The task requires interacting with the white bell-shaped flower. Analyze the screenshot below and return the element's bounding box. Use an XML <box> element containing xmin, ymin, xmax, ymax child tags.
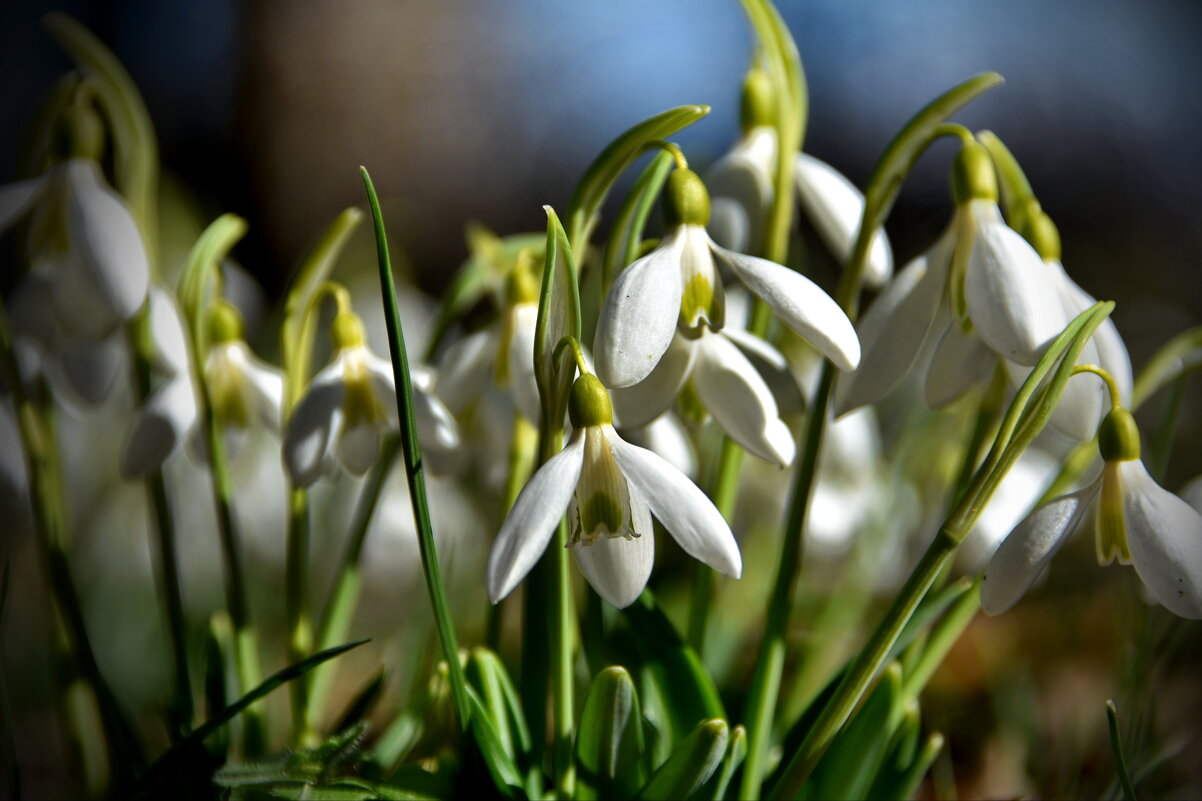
<box><xmin>283</xmin><ymin>309</ymin><xmax>459</xmax><ymax>487</ymax></box>
<box><xmin>488</xmin><ymin>374</ymin><xmax>741</xmax><ymax>608</ymax></box>
<box><xmin>982</xmin><ymin>408</ymin><xmax>1202</xmax><ymax>619</ymax></box>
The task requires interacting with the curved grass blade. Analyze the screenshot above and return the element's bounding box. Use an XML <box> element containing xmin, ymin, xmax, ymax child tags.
<box><xmin>636</xmin><ymin>719</ymin><xmax>728</xmax><ymax>801</ymax></box>
<box><xmin>1107</xmin><ymin>700</ymin><xmax>1139</xmax><ymax>801</ymax></box>
<box><xmin>602</xmin><ymin>149</ymin><xmax>675</xmax><ymax>291</ymax></box>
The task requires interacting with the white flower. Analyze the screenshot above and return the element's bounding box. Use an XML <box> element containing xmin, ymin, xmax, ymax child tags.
<box><xmin>594</xmin><ymin>171</ymin><xmax>860</xmax><ymax>391</ymax></box>
<box><xmin>609</xmin><ymin>325</ymin><xmax>797</xmax><ymax>467</ymax></box>
<box><xmin>706</xmin><ymin>125</ymin><xmax>893</xmax><ymax>287</ymax></box>
<box><xmin>283</xmin><ymin>312</ymin><xmax>459</xmax><ymax>487</ymax></box>
<box><xmin>982</xmin><ymin>410</ymin><xmax>1202</xmax><ymax>619</ymax></box>
<box><xmin>487</xmin><ymin>374</ymin><xmax>741</xmax><ymax>608</ymax></box>
<box><xmin>435</xmin><ymin>300</ymin><xmax>540</xmax><ymax>424</ymax></box>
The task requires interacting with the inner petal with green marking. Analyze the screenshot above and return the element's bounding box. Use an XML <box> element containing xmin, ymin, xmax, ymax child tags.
<box><xmin>570</xmin><ymin>427</ymin><xmax>639</xmax><ymax>545</ymax></box>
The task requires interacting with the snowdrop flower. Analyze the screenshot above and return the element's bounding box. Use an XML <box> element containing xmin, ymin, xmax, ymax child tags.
<box><xmin>836</xmin><ymin>141</ymin><xmax>1069</xmax><ymax>416</ymax></box>
<box><xmin>435</xmin><ymin>257</ymin><xmax>541</xmax><ymax>424</ymax></box>
<box><xmin>595</xmin><ymin>166</ymin><xmax>860</xmax><ymax>392</ymax></box>
<box><xmin>122</xmin><ymin>298</ymin><xmax>282</xmax><ymax>476</ymax></box>
<box><xmin>982</xmin><ymin>405</ymin><xmax>1202</xmax><ymax>619</ymax></box>
<box><xmin>705</xmin><ymin>69</ymin><xmax>892</xmax><ymax>286</ymax></box>
<box><xmin>283</xmin><ymin>308</ymin><xmax>459</xmax><ymax>487</ymax></box>
<box><xmin>488</xmin><ymin>373</ymin><xmax>741</xmax><ymax>608</ymax></box>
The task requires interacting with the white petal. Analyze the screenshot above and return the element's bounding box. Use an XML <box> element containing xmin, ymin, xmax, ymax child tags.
<box><xmin>606</xmin><ymin>426</ymin><xmax>741</xmax><ymax>578</ymax></box>
<box><xmin>148</xmin><ymin>288</ymin><xmax>191</xmax><ymax>377</ymax></box>
<box><xmin>1050</xmin><ymin>262</ymin><xmax>1133</xmax><ymax>406</ymax></box>
<box><xmin>282</xmin><ymin>365</ymin><xmax>344</xmax><ymax>487</ymax></box>
<box><xmin>0</xmin><ymin>401</ymin><xmax>28</xmax><ymax>496</ymax></box>
<box><xmin>339</xmin><ymin>423</ymin><xmax>382</xmax><ymax>475</ymax></box>
<box><xmin>924</xmin><ymin>322</ymin><xmax>993</xmax><ymax>408</ymax></box>
<box><xmin>507</xmin><ymin>303</ymin><xmax>542</xmax><ymax>424</ymax></box>
<box><xmin>712</xmin><ymin>241</ymin><xmax>860</xmax><ymax>371</ymax></box>
<box><xmin>414</xmin><ymin>383</ymin><xmax>461</xmax><ymax>456</ymax></box>
<box><xmin>488</xmin><ymin>431</ymin><xmax>586</xmax><ymax>602</ymax></box>
<box><xmin>609</xmin><ymin>334</ymin><xmax>695</xmax><ymax>429</ymax></box>
<box><xmin>573</xmin><ymin>496</ymin><xmax>655</xmax><ymax>608</ymax></box>
<box><xmin>594</xmin><ymin>231</ymin><xmax>687</xmax><ymax>388</ymax></box>
<box><xmin>794</xmin><ymin>152</ymin><xmax>893</xmax><ymax>287</ymax></box>
<box><xmin>723</xmin><ymin>326</ymin><xmax>805</xmax><ymax>416</ymax></box>
<box><xmin>965</xmin><ymin>213</ymin><xmax>1067</xmax><ymax>365</ymax></box>
<box><xmin>120</xmin><ymin>376</ymin><xmax>198</xmax><ymax>477</ymax></box>
<box><xmin>634</xmin><ymin>413</ymin><xmax>697</xmax><ymax>480</ymax></box>
<box><xmin>63</xmin><ymin>159</ymin><xmax>149</xmax><ymax>333</ymax></box>
<box><xmin>0</xmin><ymin>175</ymin><xmax>48</xmax><ymax>233</ymax></box>
<box><xmin>50</xmin><ymin>334</ymin><xmax>124</xmax><ymax>409</ymax></box>
<box><xmin>981</xmin><ymin>484</ymin><xmax>1098</xmax><ymax>615</ymax></box>
<box><xmin>434</xmin><ymin>327</ymin><xmax>495</xmax><ymax>414</ymax></box>
<box><xmin>704</xmin><ymin>127</ymin><xmax>775</xmax><ymax>253</ymax></box>
<box><xmin>1121</xmin><ymin>461</ymin><xmax>1202</xmax><ymax>619</ymax></box>
<box><xmin>238</xmin><ymin>345</ymin><xmax>285</xmax><ymax>432</ymax></box>
<box><xmin>362</xmin><ymin>348</ymin><xmax>401</xmax><ymax>427</ymax></box>
<box><xmin>693</xmin><ymin>332</ymin><xmax>795</xmax><ymax>467</ymax></box>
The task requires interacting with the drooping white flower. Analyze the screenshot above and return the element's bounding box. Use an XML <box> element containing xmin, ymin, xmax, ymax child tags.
<box><xmin>283</xmin><ymin>310</ymin><xmax>459</xmax><ymax>486</ymax></box>
<box><xmin>982</xmin><ymin>408</ymin><xmax>1202</xmax><ymax>619</ymax></box>
<box><xmin>595</xmin><ymin>168</ymin><xmax>860</xmax><ymax>392</ymax></box>
<box><xmin>836</xmin><ymin>143</ymin><xmax>1069</xmax><ymax>417</ymax></box>
<box><xmin>488</xmin><ymin>373</ymin><xmax>741</xmax><ymax>608</ymax></box>
<box><xmin>436</xmin><ymin>300</ymin><xmax>540</xmax><ymax>424</ymax></box>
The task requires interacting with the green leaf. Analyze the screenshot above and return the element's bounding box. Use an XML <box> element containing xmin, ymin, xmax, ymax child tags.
<box><xmin>466</xmin><ymin>688</ymin><xmax>528</xmax><ymax>799</ymax></box>
<box><xmin>331</xmin><ymin>669</ymin><xmax>386</xmax><ymax>734</ymax></box>
<box><xmin>889</xmin><ymin>733</ymin><xmax>944</xmax><ymax>801</ymax></box>
<box><xmin>177</xmin><ymin>213</ymin><xmax>248</xmax><ymax>354</ymax></box>
<box><xmin>1107</xmin><ymin>700</ymin><xmax>1139</xmax><ymax>801</ymax></box>
<box><xmin>623</xmin><ymin>592</ymin><xmax>724</xmax><ymax>751</ymax></box>
<box><xmin>602</xmin><ymin>150</ymin><xmax>675</xmax><ymax>290</ymax></box>
<box><xmin>636</xmin><ymin>719</ymin><xmax>728</xmax><ymax>801</ymax></box>
<box><xmin>282</xmin><ymin>207</ymin><xmax>364</xmax><ymax>408</ymax></box>
<box><xmin>565</xmin><ymin>105</ymin><xmax>711</xmax><ymax>250</ymax></box>
<box><xmin>805</xmin><ymin>663</ymin><xmax>903</xmax><ymax>801</ymax></box>
<box><xmin>533</xmin><ymin>206</ymin><xmax>582</xmax><ymax>429</ymax></box>
<box><xmin>465</xmin><ymin>647</ymin><xmax>533</xmax><ymax>768</ymax></box>
<box><xmin>901</xmin><ymin>581</ymin><xmax>980</xmax><ymax>702</ymax></box>
<box><xmin>863</xmin><ymin>700</ymin><xmax>922</xmax><ymax>801</ymax></box>
<box><xmin>575</xmin><ymin>666</ymin><xmax>647</xmax><ymax>800</ymax></box>
<box><xmin>1132</xmin><ymin>325</ymin><xmax>1202</xmax><ymax>410</ymax></box>
<box><xmin>202</xmin><ymin>613</ymin><xmax>233</xmax><ymax>759</ymax></box>
<box><xmin>698</xmin><ymin>724</ymin><xmax>745</xmax><ymax>801</ymax></box>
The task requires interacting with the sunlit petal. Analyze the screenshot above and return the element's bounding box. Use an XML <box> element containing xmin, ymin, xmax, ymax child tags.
<box><xmin>573</xmin><ymin>506</ymin><xmax>655</xmax><ymax>608</ymax></box>
<box><xmin>609</xmin><ymin>334</ymin><xmax>695</xmax><ymax>428</ymax></box>
<box><xmin>705</xmin><ymin>126</ymin><xmax>775</xmax><ymax>253</ymax></box>
<box><xmin>1121</xmin><ymin>461</ymin><xmax>1202</xmax><ymax>619</ymax></box>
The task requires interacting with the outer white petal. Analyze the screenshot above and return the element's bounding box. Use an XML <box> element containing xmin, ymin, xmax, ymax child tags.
<box><xmin>361</xmin><ymin>348</ymin><xmax>401</xmax><ymax>426</ymax></box>
<box><xmin>595</xmin><ymin>231</ymin><xmax>687</xmax><ymax>388</ymax></box>
<box><xmin>488</xmin><ymin>431</ymin><xmax>586</xmax><ymax>602</ymax></box>
<box><xmin>148</xmin><ymin>287</ymin><xmax>191</xmax><ymax>376</ymax></box>
<box><xmin>62</xmin><ymin>159</ymin><xmax>149</xmax><ymax>333</ymax></box>
<box><xmin>414</xmin><ymin>383</ymin><xmax>461</xmax><ymax>457</ymax></box>
<box><xmin>1121</xmin><ymin>461</ymin><xmax>1202</xmax><ymax>619</ymax></box>
<box><xmin>636</xmin><ymin>413</ymin><xmax>697</xmax><ymax>480</ymax></box>
<box><xmin>924</xmin><ymin>322</ymin><xmax>993</xmax><ymax>408</ymax></box>
<box><xmin>692</xmin><ymin>332</ymin><xmax>795</xmax><ymax>467</ymax></box>
<box><xmin>51</xmin><ymin>334</ymin><xmax>124</xmax><ymax>409</ymax></box>
<box><xmin>573</xmin><ymin>494</ymin><xmax>655</xmax><ymax>608</ymax></box>
<box><xmin>236</xmin><ymin>345</ymin><xmax>285</xmax><ymax>432</ymax></box>
<box><xmin>606</xmin><ymin>426</ymin><xmax>741</xmax><ymax>578</ymax></box>
<box><xmin>794</xmin><ymin>152</ymin><xmax>893</xmax><ymax>287</ymax></box>
<box><xmin>705</xmin><ymin>126</ymin><xmax>775</xmax><ymax>253</ymax></box>
<box><xmin>0</xmin><ymin>401</ymin><xmax>28</xmax><ymax>496</ymax></box>
<box><xmin>980</xmin><ymin>484</ymin><xmax>1098</xmax><ymax>615</ymax></box>
<box><xmin>1050</xmin><ymin>261</ymin><xmax>1133</xmax><ymax>406</ymax></box>
<box><xmin>724</xmin><ymin>326</ymin><xmax>805</xmax><ymax>416</ymax></box>
<box><xmin>609</xmin><ymin>334</ymin><xmax>695</xmax><ymax>428</ymax></box>
<box><xmin>507</xmin><ymin>303</ymin><xmax>542</xmax><ymax>424</ymax></box>
<box><xmin>965</xmin><ymin>213</ymin><xmax>1067</xmax><ymax>365</ymax></box>
<box><xmin>435</xmin><ymin>327</ymin><xmax>495</xmax><ymax>414</ymax></box>
<box><xmin>712</xmin><ymin>241</ymin><xmax>860</xmax><ymax>371</ymax></box>
<box><xmin>120</xmin><ymin>376</ymin><xmax>199</xmax><ymax>477</ymax></box>
<box><xmin>339</xmin><ymin>424</ymin><xmax>382</xmax><ymax>475</ymax></box>
<box><xmin>0</xmin><ymin>175</ymin><xmax>48</xmax><ymax>233</ymax></box>
<box><xmin>282</xmin><ymin>363</ymin><xmax>345</xmax><ymax>487</ymax></box>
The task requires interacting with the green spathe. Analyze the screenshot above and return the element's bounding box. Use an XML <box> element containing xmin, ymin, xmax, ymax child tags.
<box><xmin>568</xmin><ymin>374</ymin><xmax>613</xmax><ymax>428</ymax></box>
<box><xmin>663</xmin><ymin>169</ymin><xmax>711</xmax><ymax>228</ymax></box>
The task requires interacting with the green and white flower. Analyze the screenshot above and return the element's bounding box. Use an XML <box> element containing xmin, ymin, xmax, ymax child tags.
<box><xmin>488</xmin><ymin>373</ymin><xmax>741</xmax><ymax>608</ymax></box>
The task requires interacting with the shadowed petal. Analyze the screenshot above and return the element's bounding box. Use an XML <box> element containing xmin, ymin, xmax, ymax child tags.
<box><xmin>0</xmin><ymin>402</ymin><xmax>28</xmax><ymax>495</ymax></box>
<box><xmin>51</xmin><ymin>334</ymin><xmax>124</xmax><ymax>409</ymax></box>
<box><xmin>924</xmin><ymin>321</ymin><xmax>993</xmax><ymax>408</ymax></box>
<box><xmin>435</xmin><ymin>328</ymin><xmax>494</xmax><ymax>414</ymax></box>
<box><xmin>610</xmin><ymin>334</ymin><xmax>695</xmax><ymax>429</ymax></box>
<box><xmin>795</xmin><ymin>152</ymin><xmax>893</xmax><ymax>287</ymax></box>
<box><xmin>0</xmin><ymin>175</ymin><xmax>48</xmax><ymax>233</ymax></box>
<box><xmin>705</xmin><ymin>126</ymin><xmax>775</xmax><ymax>253</ymax></box>
<box><xmin>606</xmin><ymin>426</ymin><xmax>741</xmax><ymax>578</ymax></box>
<box><xmin>595</xmin><ymin>231</ymin><xmax>687</xmax><ymax>387</ymax></box>
<box><xmin>693</xmin><ymin>332</ymin><xmax>795</xmax><ymax>467</ymax></box>
<box><xmin>488</xmin><ymin>431</ymin><xmax>586</xmax><ymax>602</ymax></box>
<box><xmin>120</xmin><ymin>377</ymin><xmax>198</xmax><ymax>477</ymax></box>
<box><xmin>282</xmin><ymin>365</ymin><xmax>345</xmax><ymax>487</ymax></box>
<box><xmin>1050</xmin><ymin>261</ymin><xmax>1133</xmax><ymax>406</ymax></box>
<box><xmin>573</xmin><ymin>493</ymin><xmax>654</xmax><ymax>608</ymax></box>
<box><xmin>339</xmin><ymin>424</ymin><xmax>382</xmax><ymax>475</ymax></box>
<box><xmin>981</xmin><ymin>484</ymin><xmax>1098</xmax><ymax>615</ymax></box>
<box><xmin>713</xmin><ymin>241</ymin><xmax>860</xmax><ymax>371</ymax></box>
<box><xmin>507</xmin><ymin>302</ymin><xmax>542</xmax><ymax>424</ymax></box>
<box><xmin>1121</xmin><ymin>461</ymin><xmax>1202</xmax><ymax>619</ymax></box>
<box><xmin>237</xmin><ymin>346</ymin><xmax>285</xmax><ymax>432</ymax></box>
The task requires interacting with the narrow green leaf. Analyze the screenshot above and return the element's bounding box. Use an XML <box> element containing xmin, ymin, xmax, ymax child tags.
<box><xmin>565</xmin><ymin>105</ymin><xmax>711</xmax><ymax>250</ymax></box>
<box><xmin>624</xmin><ymin>592</ymin><xmax>724</xmax><ymax>748</ymax></box>
<box><xmin>863</xmin><ymin>701</ymin><xmax>922</xmax><ymax>801</ymax></box>
<box><xmin>282</xmin><ymin>207</ymin><xmax>364</xmax><ymax>407</ymax></box>
<box><xmin>890</xmin><ymin>733</ymin><xmax>944</xmax><ymax>801</ymax></box>
<box><xmin>202</xmin><ymin>613</ymin><xmax>233</xmax><ymax>759</ymax></box>
<box><xmin>901</xmin><ymin>581</ymin><xmax>980</xmax><ymax>702</ymax></box>
<box><xmin>466</xmin><ymin>647</ymin><xmax>533</xmax><ymax>766</ymax></box>
<box><xmin>636</xmin><ymin>719</ymin><xmax>728</xmax><ymax>801</ymax></box>
<box><xmin>699</xmin><ymin>724</ymin><xmax>745</xmax><ymax>801</ymax></box>
<box><xmin>806</xmin><ymin>663</ymin><xmax>903</xmax><ymax>801</ymax></box>
<box><xmin>331</xmin><ymin>669</ymin><xmax>386</xmax><ymax>734</ymax></box>
<box><xmin>576</xmin><ymin>666</ymin><xmax>647</xmax><ymax>800</ymax></box>
<box><xmin>602</xmin><ymin>149</ymin><xmax>675</xmax><ymax>291</ymax></box>
<box><xmin>177</xmin><ymin>213</ymin><xmax>248</xmax><ymax>353</ymax></box>
<box><xmin>466</xmin><ymin>688</ymin><xmax>528</xmax><ymax>799</ymax></box>
<box><xmin>533</xmin><ymin>206</ymin><xmax>582</xmax><ymax>428</ymax></box>
<box><xmin>361</xmin><ymin>166</ymin><xmax>472</xmax><ymax>728</ymax></box>
<box><xmin>368</xmin><ymin>711</ymin><xmax>424</xmax><ymax>773</ymax></box>
<box><xmin>1107</xmin><ymin>700</ymin><xmax>1139</xmax><ymax>801</ymax></box>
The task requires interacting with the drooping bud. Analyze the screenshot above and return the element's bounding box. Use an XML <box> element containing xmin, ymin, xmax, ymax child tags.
<box><xmin>330</xmin><ymin>310</ymin><xmax>366</xmax><ymax>351</ymax></box>
<box><xmin>1098</xmin><ymin>407</ymin><xmax>1140</xmax><ymax>463</ymax></box>
<box><xmin>951</xmin><ymin>141</ymin><xmax>999</xmax><ymax>206</ymax></box>
<box><xmin>568</xmin><ymin>373</ymin><xmax>613</xmax><ymax>428</ymax></box>
<box><xmin>740</xmin><ymin>68</ymin><xmax>775</xmax><ymax>132</ymax></box>
<box><xmin>663</xmin><ymin>168</ymin><xmax>711</xmax><ymax>228</ymax></box>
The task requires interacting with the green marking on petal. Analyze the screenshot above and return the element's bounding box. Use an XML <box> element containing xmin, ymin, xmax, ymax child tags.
<box><xmin>581</xmin><ymin>490</ymin><xmax>624</xmax><ymax>542</ymax></box>
<box><xmin>341</xmin><ymin>357</ymin><xmax>386</xmax><ymax>428</ymax></box>
<box><xmin>680</xmin><ymin>273</ymin><xmax>716</xmax><ymax>330</ymax></box>
<box><xmin>209</xmin><ymin>357</ymin><xmax>251</xmax><ymax>429</ymax></box>
<box><xmin>1096</xmin><ymin>462</ymin><xmax>1132</xmax><ymax>565</ymax></box>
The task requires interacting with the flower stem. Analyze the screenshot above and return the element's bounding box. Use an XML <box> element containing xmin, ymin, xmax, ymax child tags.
<box><xmin>688</xmin><ymin>434</ymin><xmax>745</xmax><ymax>653</ymax></box>
<box><xmin>285</xmin><ymin>488</ymin><xmax>315</xmax><ymax>745</ymax></box>
<box><xmin>487</xmin><ymin>414</ymin><xmax>538</xmax><ymax>650</ymax></box>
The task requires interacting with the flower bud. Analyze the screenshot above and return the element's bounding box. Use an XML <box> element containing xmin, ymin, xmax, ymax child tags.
<box><xmin>740</xmin><ymin>68</ymin><xmax>775</xmax><ymax>132</ymax></box>
<box><xmin>951</xmin><ymin>141</ymin><xmax>998</xmax><ymax>206</ymax></box>
<box><xmin>1098</xmin><ymin>407</ymin><xmax>1140</xmax><ymax>463</ymax></box>
<box><xmin>663</xmin><ymin>168</ymin><xmax>711</xmax><ymax>228</ymax></box>
<box><xmin>568</xmin><ymin>373</ymin><xmax>613</xmax><ymax>428</ymax></box>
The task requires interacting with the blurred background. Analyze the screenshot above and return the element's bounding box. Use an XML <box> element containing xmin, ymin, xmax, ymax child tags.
<box><xmin>2</xmin><ymin>1</ymin><xmax>1201</xmax><ymax>798</ymax></box>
